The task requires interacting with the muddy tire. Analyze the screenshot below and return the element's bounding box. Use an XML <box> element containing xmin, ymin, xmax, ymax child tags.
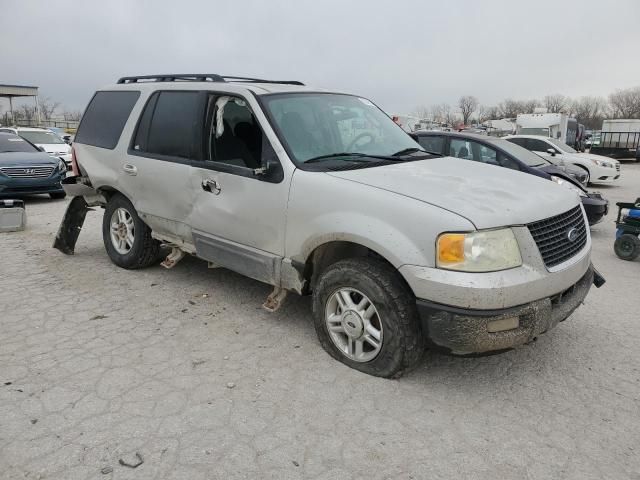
<box><xmin>312</xmin><ymin>257</ymin><xmax>424</xmax><ymax>378</ymax></box>
<box><xmin>614</xmin><ymin>234</ymin><xmax>640</xmax><ymax>261</ymax></box>
<box><xmin>102</xmin><ymin>194</ymin><xmax>161</xmax><ymax>269</ymax></box>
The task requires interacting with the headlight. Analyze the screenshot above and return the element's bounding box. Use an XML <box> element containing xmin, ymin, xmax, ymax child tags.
<box><xmin>436</xmin><ymin>228</ymin><xmax>522</xmax><ymax>272</ymax></box>
<box><xmin>551</xmin><ymin>175</ymin><xmax>587</xmax><ymax>197</ymax></box>
<box><xmin>591</xmin><ymin>159</ymin><xmax>612</xmax><ymax>168</ymax></box>
<box><xmin>57</xmin><ymin>159</ymin><xmax>67</xmax><ymax>172</ymax></box>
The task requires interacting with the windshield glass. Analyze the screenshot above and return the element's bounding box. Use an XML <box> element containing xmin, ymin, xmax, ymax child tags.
<box><xmin>495</xmin><ymin>139</ymin><xmax>549</xmax><ymax>167</ymax></box>
<box><xmin>261</xmin><ymin>93</ymin><xmax>421</xmax><ymax>163</ymax></box>
<box><xmin>0</xmin><ymin>134</ymin><xmax>39</xmax><ymax>153</ymax></box>
<box><xmin>547</xmin><ymin>137</ymin><xmax>577</xmax><ymax>153</ymax></box>
<box><xmin>19</xmin><ymin>130</ymin><xmax>65</xmax><ymax>145</ymax></box>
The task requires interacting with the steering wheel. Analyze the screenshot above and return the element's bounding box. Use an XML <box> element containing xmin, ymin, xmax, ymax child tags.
<box><xmin>346</xmin><ymin>133</ymin><xmax>375</xmax><ymax>151</ymax></box>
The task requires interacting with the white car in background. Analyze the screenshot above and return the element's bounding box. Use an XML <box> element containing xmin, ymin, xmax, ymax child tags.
<box><xmin>0</xmin><ymin>126</ymin><xmax>72</xmax><ymax>166</ymax></box>
<box><xmin>504</xmin><ymin>134</ymin><xmax>621</xmax><ymax>185</ymax></box>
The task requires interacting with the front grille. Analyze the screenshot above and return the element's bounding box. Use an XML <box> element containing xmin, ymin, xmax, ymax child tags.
<box><xmin>528</xmin><ymin>205</ymin><xmax>587</xmax><ymax>268</ymax></box>
<box><xmin>0</xmin><ymin>166</ymin><xmax>55</xmax><ymax>178</ymax></box>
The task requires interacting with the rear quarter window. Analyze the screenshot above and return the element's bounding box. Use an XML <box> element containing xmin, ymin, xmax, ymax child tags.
<box><xmin>74</xmin><ymin>91</ymin><xmax>140</xmax><ymax>149</ymax></box>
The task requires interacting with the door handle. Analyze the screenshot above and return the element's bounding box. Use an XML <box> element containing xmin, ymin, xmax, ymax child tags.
<box><xmin>202</xmin><ymin>178</ymin><xmax>221</xmax><ymax>195</ymax></box>
<box><xmin>123</xmin><ymin>164</ymin><xmax>138</xmax><ymax>176</ymax></box>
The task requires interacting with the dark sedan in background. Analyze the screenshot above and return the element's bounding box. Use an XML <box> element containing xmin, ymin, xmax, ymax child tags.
<box><xmin>0</xmin><ymin>132</ymin><xmax>67</xmax><ymax>199</ymax></box>
<box><xmin>412</xmin><ymin>131</ymin><xmax>609</xmax><ymax>225</ymax></box>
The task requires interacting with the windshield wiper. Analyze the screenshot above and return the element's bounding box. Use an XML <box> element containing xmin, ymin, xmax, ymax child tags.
<box><xmin>391</xmin><ymin>147</ymin><xmax>424</xmax><ymax>156</ymax></box>
<box><xmin>305</xmin><ymin>152</ymin><xmax>393</xmax><ymax>164</ymax></box>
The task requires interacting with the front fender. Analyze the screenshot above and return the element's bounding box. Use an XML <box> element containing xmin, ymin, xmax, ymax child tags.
<box><xmin>285</xmin><ymin>170</ymin><xmax>474</xmax><ymax>268</ymax></box>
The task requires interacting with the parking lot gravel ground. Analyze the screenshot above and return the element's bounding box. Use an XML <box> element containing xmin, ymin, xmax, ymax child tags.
<box><xmin>1</xmin><ymin>164</ymin><xmax>639</xmax><ymax>480</ymax></box>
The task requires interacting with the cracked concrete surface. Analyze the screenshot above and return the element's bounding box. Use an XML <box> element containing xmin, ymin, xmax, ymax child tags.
<box><xmin>1</xmin><ymin>165</ymin><xmax>639</xmax><ymax>479</ymax></box>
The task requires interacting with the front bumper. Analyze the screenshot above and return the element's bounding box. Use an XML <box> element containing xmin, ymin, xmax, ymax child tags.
<box><xmin>590</xmin><ymin>164</ymin><xmax>620</xmax><ymax>183</ymax></box>
<box><xmin>581</xmin><ymin>193</ymin><xmax>609</xmax><ymax>225</ymax></box>
<box><xmin>0</xmin><ymin>175</ymin><xmax>65</xmax><ymax>196</ymax></box>
<box><xmin>417</xmin><ymin>266</ymin><xmax>599</xmax><ymax>354</ymax></box>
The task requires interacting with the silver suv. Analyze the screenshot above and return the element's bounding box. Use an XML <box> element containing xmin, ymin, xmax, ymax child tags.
<box><xmin>55</xmin><ymin>74</ymin><xmax>603</xmax><ymax>377</ymax></box>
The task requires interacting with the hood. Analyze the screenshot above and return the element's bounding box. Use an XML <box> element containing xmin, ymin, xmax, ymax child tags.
<box><xmin>327</xmin><ymin>157</ymin><xmax>580</xmax><ymax>229</ymax></box>
<box><xmin>36</xmin><ymin>143</ymin><xmax>71</xmax><ymax>154</ymax></box>
<box><xmin>0</xmin><ymin>151</ymin><xmax>60</xmax><ymax>167</ymax></box>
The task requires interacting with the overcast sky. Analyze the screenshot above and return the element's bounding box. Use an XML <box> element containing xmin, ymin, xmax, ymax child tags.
<box><xmin>2</xmin><ymin>0</ymin><xmax>639</xmax><ymax>115</ymax></box>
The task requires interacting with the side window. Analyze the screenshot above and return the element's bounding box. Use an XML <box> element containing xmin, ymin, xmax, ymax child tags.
<box><xmin>507</xmin><ymin>137</ymin><xmax>527</xmax><ymax>148</ymax></box>
<box><xmin>206</xmin><ymin>96</ymin><xmax>263</xmax><ymax>169</ymax></box>
<box><xmin>449</xmin><ymin>139</ymin><xmax>473</xmax><ymax>160</ymax></box>
<box><xmin>475</xmin><ymin>143</ymin><xmax>498</xmax><ymax>164</ymax></box>
<box><xmin>75</xmin><ymin>91</ymin><xmax>140</xmax><ymax>149</ymax></box>
<box><xmin>497</xmin><ymin>152</ymin><xmax>521</xmax><ymax>170</ymax></box>
<box><xmin>527</xmin><ymin>138</ymin><xmax>551</xmax><ymax>152</ymax></box>
<box><xmin>134</xmin><ymin>91</ymin><xmax>200</xmax><ymax>159</ymax></box>
<box><xmin>417</xmin><ymin>136</ymin><xmax>445</xmax><ymax>154</ymax></box>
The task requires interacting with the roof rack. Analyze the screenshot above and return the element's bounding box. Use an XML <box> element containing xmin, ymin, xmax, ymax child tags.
<box><xmin>116</xmin><ymin>74</ymin><xmax>304</xmax><ymax>86</ymax></box>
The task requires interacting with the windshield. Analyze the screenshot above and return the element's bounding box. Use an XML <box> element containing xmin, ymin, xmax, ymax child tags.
<box><xmin>547</xmin><ymin>137</ymin><xmax>577</xmax><ymax>153</ymax></box>
<box><xmin>495</xmin><ymin>139</ymin><xmax>549</xmax><ymax>167</ymax></box>
<box><xmin>261</xmin><ymin>93</ymin><xmax>421</xmax><ymax>164</ymax></box>
<box><xmin>0</xmin><ymin>135</ymin><xmax>39</xmax><ymax>153</ymax></box>
<box><xmin>19</xmin><ymin>130</ymin><xmax>65</xmax><ymax>145</ymax></box>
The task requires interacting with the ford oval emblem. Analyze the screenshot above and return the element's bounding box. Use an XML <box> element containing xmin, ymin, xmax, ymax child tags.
<box><xmin>566</xmin><ymin>227</ymin><xmax>579</xmax><ymax>242</ymax></box>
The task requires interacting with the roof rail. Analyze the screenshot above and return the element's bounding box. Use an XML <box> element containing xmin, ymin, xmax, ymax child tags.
<box><xmin>222</xmin><ymin>76</ymin><xmax>305</xmax><ymax>86</ymax></box>
<box><xmin>117</xmin><ymin>74</ymin><xmax>225</xmax><ymax>84</ymax></box>
<box><xmin>116</xmin><ymin>74</ymin><xmax>304</xmax><ymax>86</ymax></box>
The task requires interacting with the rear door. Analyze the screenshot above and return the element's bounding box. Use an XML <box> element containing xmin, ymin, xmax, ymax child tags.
<box><xmin>120</xmin><ymin>90</ymin><xmax>205</xmax><ymax>242</ymax></box>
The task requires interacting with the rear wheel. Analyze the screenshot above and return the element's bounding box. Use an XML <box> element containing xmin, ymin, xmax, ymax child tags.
<box><xmin>614</xmin><ymin>234</ymin><xmax>640</xmax><ymax>261</ymax></box>
<box><xmin>312</xmin><ymin>257</ymin><xmax>424</xmax><ymax>378</ymax></box>
<box><xmin>102</xmin><ymin>194</ymin><xmax>161</xmax><ymax>269</ymax></box>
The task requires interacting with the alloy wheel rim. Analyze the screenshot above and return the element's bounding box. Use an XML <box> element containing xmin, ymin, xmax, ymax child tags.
<box><xmin>325</xmin><ymin>287</ymin><xmax>383</xmax><ymax>362</ymax></box>
<box><xmin>110</xmin><ymin>207</ymin><xmax>135</xmax><ymax>254</ymax></box>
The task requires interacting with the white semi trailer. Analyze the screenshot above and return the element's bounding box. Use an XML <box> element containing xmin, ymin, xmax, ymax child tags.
<box><xmin>516</xmin><ymin>112</ymin><xmax>578</xmax><ymax>147</ymax></box>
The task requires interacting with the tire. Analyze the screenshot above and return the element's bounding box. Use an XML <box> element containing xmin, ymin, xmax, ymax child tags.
<box><xmin>614</xmin><ymin>234</ymin><xmax>640</xmax><ymax>261</ymax></box>
<box><xmin>50</xmin><ymin>192</ymin><xmax>66</xmax><ymax>199</ymax></box>
<box><xmin>312</xmin><ymin>257</ymin><xmax>424</xmax><ymax>378</ymax></box>
<box><xmin>102</xmin><ymin>193</ymin><xmax>161</xmax><ymax>269</ymax></box>
<box><xmin>575</xmin><ymin>164</ymin><xmax>590</xmax><ymax>186</ymax></box>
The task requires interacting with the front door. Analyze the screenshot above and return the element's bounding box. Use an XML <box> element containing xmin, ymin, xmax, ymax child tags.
<box><xmin>188</xmin><ymin>94</ymin><xmax>292</xmax><ymax>284</ymax></box>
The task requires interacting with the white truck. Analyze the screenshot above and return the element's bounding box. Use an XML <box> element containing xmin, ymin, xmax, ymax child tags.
<box><xmin>516</xmin><ymin>112</ymin><xmax>578</xmax><ymax>148</ymax></box>
<box><xmin>591</xmin><ymin>119</ymin><xmax>640</xmax><ymax>161</ymax></box>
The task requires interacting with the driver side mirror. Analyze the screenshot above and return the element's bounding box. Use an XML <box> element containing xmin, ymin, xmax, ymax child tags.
<box><xmin>546</xmin><ymin>148</ymin><xmax>556</xmax><ymax>157</ymax></box>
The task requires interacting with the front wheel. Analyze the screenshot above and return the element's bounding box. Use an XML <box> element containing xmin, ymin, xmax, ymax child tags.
<box><xmin>614</xmin><ymin>234</ymin><xmax>640</xmax><ymax>261</ymax></box>
<box><xmin>102</xmin><ymin>194</ymin><xmax>161</xmax><ymax>269</ymax></box>
<box><xmin>312</xmin><ymin>257</ymin><xmax>424</xmax><ymax>378</ymax></box>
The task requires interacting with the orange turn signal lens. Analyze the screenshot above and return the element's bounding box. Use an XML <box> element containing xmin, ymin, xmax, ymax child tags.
<box><xmin>437</xmin><ymin>234</ymin><xmax>466</xmax><ymax>264</ymax></box>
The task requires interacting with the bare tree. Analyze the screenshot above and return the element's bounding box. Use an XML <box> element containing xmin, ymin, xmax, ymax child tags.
<box><xmin>431</xmin><ymin>103</ymin><xmax>450</xmax><ymax>124</ymax></box>
<box><xmin>39</xmin><ymin>97</ymin><xmax>60</xmax><ymax>120</ymax></box>
<box><xmin>15</xmin><ymin>105</ymin><xmax>37</xmax><ymax>124</ymax></box>
<box><xmin>521</xmin><ymin>99</ymin><xmax>539</xmax><ymax>114</ymax></box>
<box><xmin>497</xmin><ymin>99</ymin><xmax>525</xmax><ymax>118</ymax></box>
<box><xmin>415</xmin><ymin>105</ymin><xmax>429</xmax><ymax>118</ymax></box>
<box><xmin>608</xmin><ymin>86</ymin><xmax>640</xmax><ymax>118</ymax></box>
<box><xmin>571</xmin><ymin>96</ymin><xmax>609</xmax><ymax>129</ymax></box>
<box><xmin>543</xmin><ymin>94</ymin><xmax>569</xmax><ymax>113</ymax></box>
<box><xmin>62</xmin><ymin>110</ymin><xmax>83</xmax><ymax>121</ymax></box>
<box><xmin>458</xmin><ymin>95</ymin><xmax>479</xmax><ymax>125</ymax></box>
